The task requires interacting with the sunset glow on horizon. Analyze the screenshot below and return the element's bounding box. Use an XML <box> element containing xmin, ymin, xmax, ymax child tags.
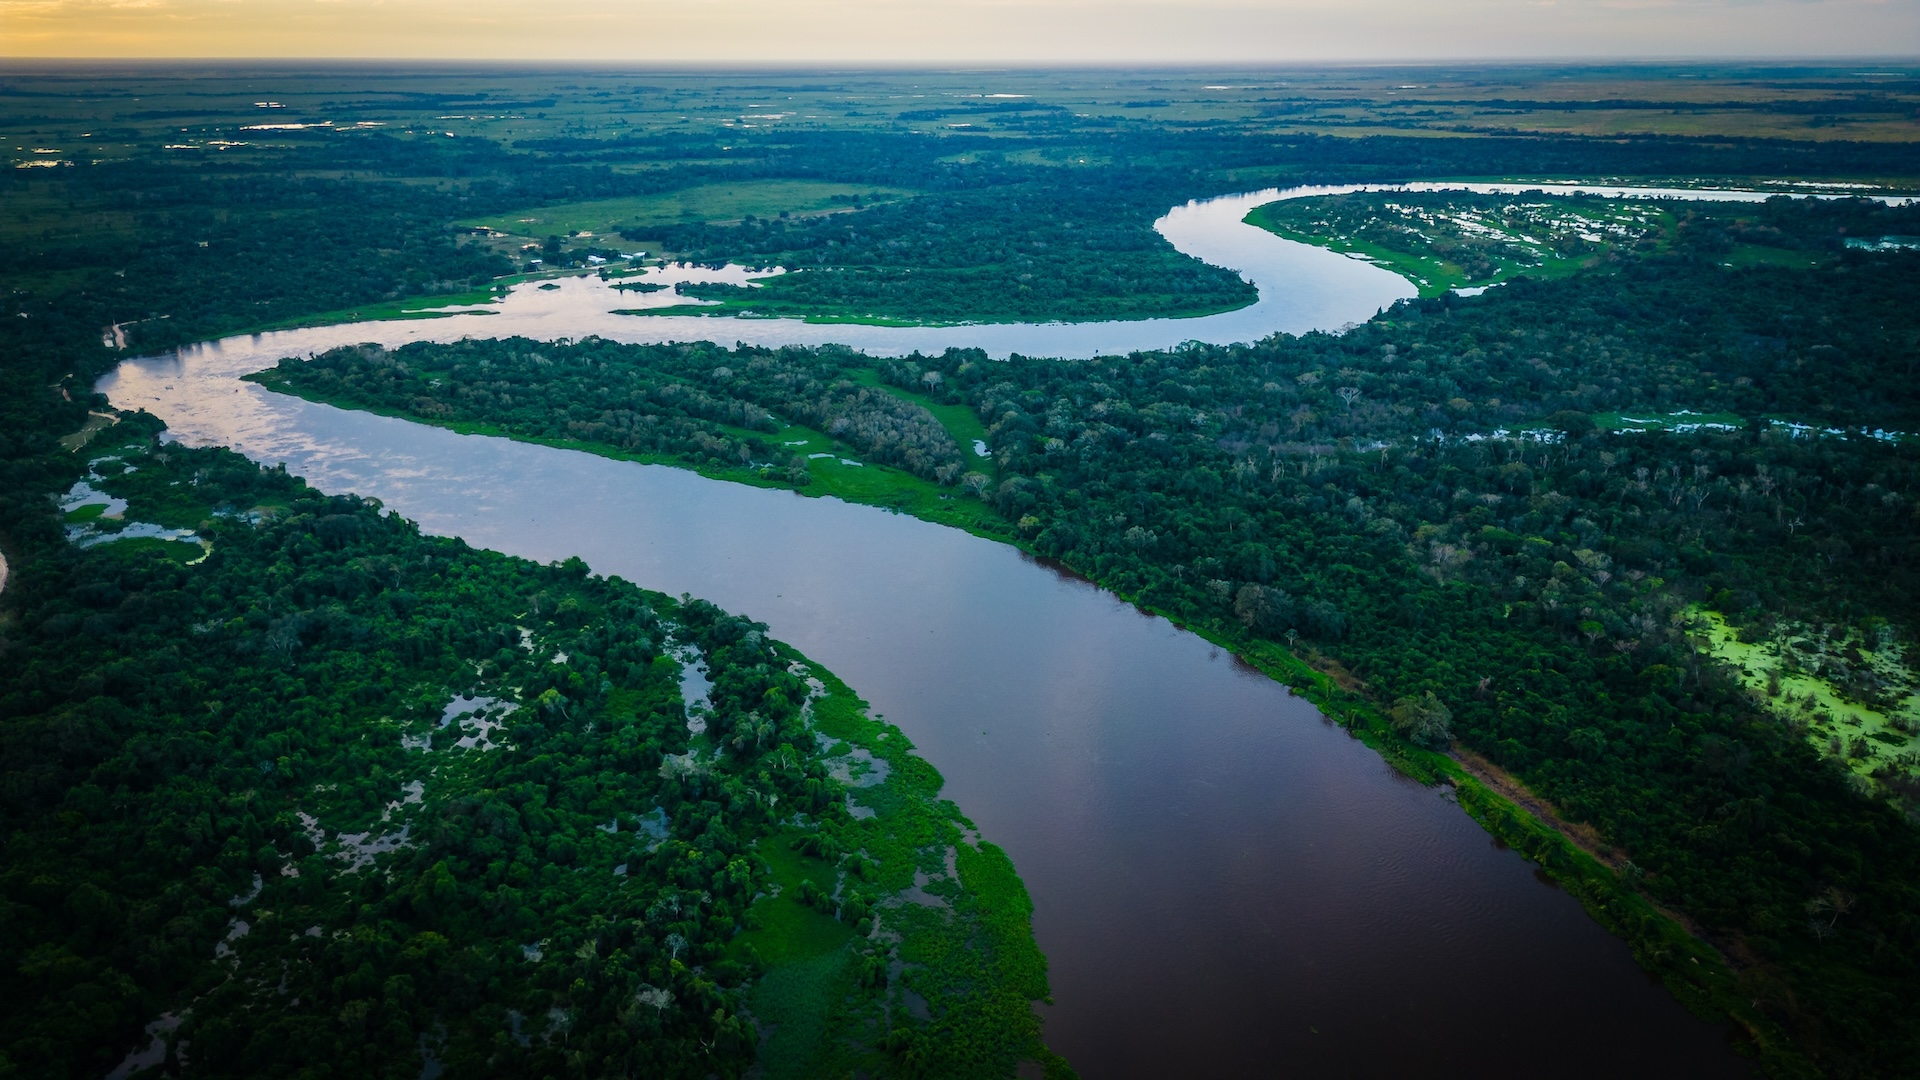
<box><xmin>4</xmin><ymin>0</ymin><xmax>1918</xmax><ymax>62</ymax></box>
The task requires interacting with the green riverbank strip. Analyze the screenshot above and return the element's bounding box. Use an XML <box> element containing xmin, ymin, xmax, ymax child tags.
<box><xmin>613</xmin><ymin>292</ymin><xmax>1255</xmax><ymax>328</ymax></box>
<box><xmin>244</xmin><ymin>367</ymin><xmax>1010</xmax><ymax>539</ymax></box>
<box><xmin>1156</xmin><ymin>628</ymin><xmax>1800</xmax><ymax>1075</ymax></box>
<box><xmin>614</xmin><ymin>304</ymin><xmax>977</xmax><ymax>328</ymax></box>
<box><xmin>738</xmin><ymin>654</ymin><xmax>1073</xmax><ymax>1079</ymax></box>
<box><xmin>231</xmin><ymin>285</ymin><xmax>510</xmax><ymax>334</ymax></box>
<box><xmin>247</xmin><ymin>392</ymin><xmax>1067</xmax><ymax>1071</ymax></box>
<box><xmin>253</xmin><ymin>367</ymin><xmax>1802</xmax><ymax>1075</ymax></box>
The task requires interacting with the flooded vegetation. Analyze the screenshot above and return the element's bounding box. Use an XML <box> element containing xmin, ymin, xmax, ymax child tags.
<box><xmin>1695</xmin><ymin>609</ymin><xmax>1920</xmax><ymax>790</ymax></box>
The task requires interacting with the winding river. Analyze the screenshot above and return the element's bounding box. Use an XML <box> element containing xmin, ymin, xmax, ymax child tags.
<box><xmin>98</xmin><ymin>184</ymin><xmax>1789</xmax><ymax>1077</ymax></box>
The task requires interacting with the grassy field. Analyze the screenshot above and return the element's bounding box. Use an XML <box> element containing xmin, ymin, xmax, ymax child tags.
<box><xmin>757</xmin><ymin>419</ymin><xmax>1005</xmax><ymax>533</ymax></box>
<box><xmin>1722</xmin><ymin>243</ymin><xmax>1826</xmax><ymax>270</ymax></box>
<box><xmin>460</xmin><ymin>181</ymin><xmax>916</xmax><ymax>239</ymax></box>
<box><xmin>1589</xmin><ymin>409</ymin><xmax>1747</xmax><ymax>434</ymax></box>
<box><xmin>93</xmin><ymin>535</ymin><xmax>208</xmax><ymax>564</ymax></box>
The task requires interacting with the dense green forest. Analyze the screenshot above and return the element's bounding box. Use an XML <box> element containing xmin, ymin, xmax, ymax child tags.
<box><xmin>8</xmin><ymin>65</ymin><xmax>1920</xmax><ymax>1078</ymax></box>
<box><xmin>0</xmin><ymin>96</ymin><xmax>1128</xmax><ymax>1080</ymax></box>
<box><xmin>625</xmin><ymin>180</ymin><xmax>1260</xmax><ymax>323</ymax></box>
<box><xmin>267</xmin><ymin>194</ymin><xmax>1920</xmax><ymax>1077</ymax></box>
<box><xmin>0</xmin><ymin>432</ymin><xmax>1064</xmax><ymax>1079</ymax></box>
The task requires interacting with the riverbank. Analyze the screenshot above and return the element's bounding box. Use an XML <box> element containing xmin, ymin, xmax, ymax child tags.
<box><xmin>739</xmin><ymin>657</ymin><xmax>1074</xmax><ymax>1079</ymax></box>
<box><xmin>1086</xmin><ymin>586</ymin><xmax>1791</xmax><ymax>1073</ymax></box>
<box><xmin>107</xmin><ymin>178</ymin><xmax>1917</xmax><ymax>1076</ymax></box>
<box><xmin>244</xmin><ymin>364</ymin><xmax>1789</xmax><ymax>1072</ymax></box>
<box><xmin>242</xmin><ymin>367</ymin><xmax>1011</xmax><ymax>538</ymax></box>
<box><xmin>617</xmin><ymin>292</ymin><xmax>1260</xmax><ymax>328</ymax></box>
<box><xmin>104</xmin><ymin>324</ymin><xmax>1772</xmax><ymax>1076</ymax></box>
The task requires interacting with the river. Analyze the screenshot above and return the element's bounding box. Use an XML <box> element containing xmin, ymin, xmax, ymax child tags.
<box><xmin>99</xmin><ymin>184</ymin><xmax>1773</xmax><ymax>1077</ymax></box>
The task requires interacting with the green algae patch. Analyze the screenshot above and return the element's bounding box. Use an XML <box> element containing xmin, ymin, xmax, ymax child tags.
<box><xmin>1691</xmin><ymin>607</ymin><xmax>1920</xmax><ymax>785</ymax></box>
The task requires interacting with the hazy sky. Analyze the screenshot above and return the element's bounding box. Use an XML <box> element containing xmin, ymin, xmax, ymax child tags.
<box><xmin>3</xmin><ymin>0</ymin><xmax>1917</xmax><ymax>60</ymax></box>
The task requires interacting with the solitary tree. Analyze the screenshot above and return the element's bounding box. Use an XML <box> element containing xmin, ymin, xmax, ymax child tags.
<box><xmin>1389</xmin><ymin>692</ymin><xmax>1453</xmax><ymax>749</ymax></box>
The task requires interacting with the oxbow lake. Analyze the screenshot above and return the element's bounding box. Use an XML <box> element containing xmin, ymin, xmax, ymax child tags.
<box><xmin>99</xmin><ymin>184</ymin><xmax>1821</xmax><ymax>1077</ymax></box>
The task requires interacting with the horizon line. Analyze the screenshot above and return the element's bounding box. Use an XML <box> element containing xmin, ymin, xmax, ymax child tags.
<box><xmin>3</xmin><ymin>55</ymin><xmax>1919</xmax><ymax>68</ymax></box>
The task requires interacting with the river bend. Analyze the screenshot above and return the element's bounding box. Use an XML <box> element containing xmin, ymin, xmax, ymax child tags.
<box><xmin>99</xmin><ymin>183</ymin><xmax>1776</xmax><ymax>1077</ymax></box>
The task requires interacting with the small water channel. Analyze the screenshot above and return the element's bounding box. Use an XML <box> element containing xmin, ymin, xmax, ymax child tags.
<box><xmin>95</xmin><ymin>184</ymin><xmax>1795</xmax><ymax>1077</ymax></box>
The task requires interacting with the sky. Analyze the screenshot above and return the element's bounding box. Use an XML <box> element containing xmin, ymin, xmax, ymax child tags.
<box><xmin>2</xmin><ymin>0</ymin><xmax>1917</xmax><ymax>60</ymax></box>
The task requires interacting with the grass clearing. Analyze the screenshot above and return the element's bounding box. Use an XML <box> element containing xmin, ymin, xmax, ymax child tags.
<box><xmin>93</xmin><ymin>536</ymin><xmax>206</xmax><ymax>564</ymax></box>
<box><xmin>614</xmin><ymin>304</ymin><xmax>965</xmax><ymax>328</ymax></box>
<box><xmin>844</xmin><ymin>368</ymin><xmax>998</xmax><ymax>477</ymax></box>
<box><xmin>731</xmin><ymin>829</ymin><xmax>859</xmax><ymax>1078</ymax></box>
<box><xmin>460</xmin><ymin>181</ymin><xmax>917</xmax><ymax>238</ymax></box>
<box><xmin>1723</xmin><ymin>244</ymin><xmax>1826</xmax><ymax>270</ymax></box>
<box><xmin>1590</xmin><ymin>409</ymin><xmax>1747</xmax><ymax>434</ymax></box>
<box><xmin>58</xmin><ymin>411</ymin><xmax>119</xmax><ymax>453</ymax></box>
<box><xmin>1693</xmin><ymin>607</ymin><xmax>1920</xmax><ymax>784</ymax></box>
<box><xmin>797</xmin><ymin>449</ymin><xmax>1002</xmax><ymax>533</ymax></box>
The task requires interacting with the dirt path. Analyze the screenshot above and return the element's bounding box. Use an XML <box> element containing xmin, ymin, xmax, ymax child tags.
<box><xmin>1451</xmin><ymin>745</ymin><xmax>1732</xmax><ymax>952</ymax></box>
<box><xmin>1452</xmin><ymin>746</ymin><xmax>1622</xmax><ymax>869</ymax></box>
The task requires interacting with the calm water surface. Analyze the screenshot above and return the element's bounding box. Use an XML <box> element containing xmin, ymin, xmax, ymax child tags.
<box><xmin>99</xmin><ymin>185</ymin><xmax>1768</xmax><ymax>1077</ymax></box>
